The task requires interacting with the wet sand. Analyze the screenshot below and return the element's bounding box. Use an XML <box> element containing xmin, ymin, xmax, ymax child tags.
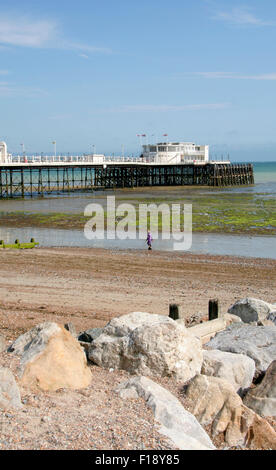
<box><xmin>0</xmin><ymin>246</ymin><xmax>275</xmax><ymax>340</ymax></box>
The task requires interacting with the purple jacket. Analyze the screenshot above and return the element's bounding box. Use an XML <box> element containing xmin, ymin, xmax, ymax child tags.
<box><xmin>146</xmin><ymin>233</ymin><xmax>153</xmax><ymax>244</ymax></box>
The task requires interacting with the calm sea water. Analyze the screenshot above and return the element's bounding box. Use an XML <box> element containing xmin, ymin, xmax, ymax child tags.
<box><xmin>0</xmin><ymin>161</ymin><xmax>275</xmax><ymax>259</ymax></box>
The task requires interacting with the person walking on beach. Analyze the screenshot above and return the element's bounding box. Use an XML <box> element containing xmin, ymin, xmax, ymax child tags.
<box><xmin>146</xmin><ymin>230</ymin><xmax>153</xmax><ymax>251</ymax></box>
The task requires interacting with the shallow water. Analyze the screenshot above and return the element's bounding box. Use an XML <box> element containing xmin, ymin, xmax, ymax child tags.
<box><xmin>1</xmin><ymin>226</ymin><xmax>275</xmax><ymax>260</ymax></box>
<box><xmin>0</xmin><ymin>162</ymin><xmax>275</xmax><ymax>259</ymax></box>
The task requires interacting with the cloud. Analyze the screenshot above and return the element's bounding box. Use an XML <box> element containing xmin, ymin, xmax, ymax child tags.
<box><xmin>0</xmin><ymin>14</ymin><xmax>111</xmax><ymax>53</ymax></box>
<box><xmin>99</xmin><ymin>103</ymin><xmax>230</xmax><ymax>113</ymax></box>
<box><xmin>79</xmin><ymin>53</ymin><xmax>89</xmax><ymax>59</ymax></box>
<box><xmin>0</xmin><ymin>70</ymin><xmax>10</xmax><ymax>75</ymax></box>
<box><xmin>212</xmin><ymin>7</ymin><xmax>276</xmax><ymax>26</ymax></box>
<box><xmin>192</xmin><ymin>72</ymin><xmax>276</xmax><ymax>80</ymax></box>
<box><xmin>0</xmin><ymin>16</ymin><xmax>58</xmax><ymax>48</ymax></box>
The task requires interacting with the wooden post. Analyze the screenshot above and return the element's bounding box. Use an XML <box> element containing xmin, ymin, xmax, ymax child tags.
<box><xmin>208</xmin><ymin>299</ymin><xmax>220</xmax><ymax>321</ymax></box>
<box><xmin>169</xmin><ymin>304</ymin><xmax>180</xmax><ymax>320</ymax></box>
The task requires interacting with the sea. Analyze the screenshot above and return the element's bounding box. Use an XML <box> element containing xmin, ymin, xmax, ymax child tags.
<box><xmin>0</xmin><ymin>161</ymin><xmax>275</xmax><ymax>259</ymax></box>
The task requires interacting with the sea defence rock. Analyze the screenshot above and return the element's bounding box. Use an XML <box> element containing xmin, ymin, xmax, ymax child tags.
<box><xmin>8</xmin><ymin>322</ymin><xmax>92</xmax><ymax>392</ymax></box>
<box><xmin>201</xmin><ymin>349</ymin><xmax>255</xmax><ymax>393</ymax></box>
<box><xmin>0</xmin><ymin>334</ymin><xmax>6</xmax><ymax>353</ymax></box>
<box><xmin>0</xmin><ymin>366</ymin><xmax>22</xmax><ymax>409</ymax></box>
<box><xmin>88</xmin><ymin>312</ymin><xmax>203</xmax><ymax>382</ymax></box>
<box><xmin>185</xmin><ymin>374</ymin><xmax>243</xmax><ymax>446</ymax></box>
<box><xmin>206</xmin><ymin>323</ymin><xmax>276</xmax><ymax>378</ymax></box>
<box><xmin>185</xmin><ymin>374</ymin><xmax>276</xmax><ymax>449</ymax></box>
<box><xmin>116</xmin><ymin>375</ymin><xmax>215</xmax><ymax>450</ymax></box>
<box><xmin>243</xmin><ymin>360</ymin><xmax>276</xmax><ymax>417</ymax></box>
<box><xmin>228</xmin><ymin>298</ymin><xmax>275</xmax><ymax>324</ymax></box>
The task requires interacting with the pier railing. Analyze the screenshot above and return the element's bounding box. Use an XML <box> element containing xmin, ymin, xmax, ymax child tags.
<box><xmin>6</xmin><ymin>155</ymin><xmax>142</xmax><ymax>165</ymax></box>
<box><xmin>4</xmin><ymin>155</ymin><xmax>230</xmax><ymax>166</ymax></box>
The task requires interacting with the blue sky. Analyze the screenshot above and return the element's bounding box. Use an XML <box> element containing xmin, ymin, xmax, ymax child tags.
<box><xmin>0</xmin><ymin>0</ymin><xmax>276</xmax><ymax>161</ymax></box>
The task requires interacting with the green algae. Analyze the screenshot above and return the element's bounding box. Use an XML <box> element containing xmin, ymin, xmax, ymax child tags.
<box><xmin>0</xmin><ymin>191</ymin><xmax>275</xmax><ymax>236</ymax></box>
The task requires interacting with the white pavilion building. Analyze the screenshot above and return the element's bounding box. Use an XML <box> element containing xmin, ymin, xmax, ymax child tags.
<box><xmin>141</xmin><ymin>142</ymin><xmax>209</xmax><ymax>164</ymax></box>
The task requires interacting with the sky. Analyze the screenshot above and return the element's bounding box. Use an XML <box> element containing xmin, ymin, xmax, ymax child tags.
<box><xmin>0</xmin><ymin>0</ymin><xmax>276</xmax><ymax>161</ymax></box>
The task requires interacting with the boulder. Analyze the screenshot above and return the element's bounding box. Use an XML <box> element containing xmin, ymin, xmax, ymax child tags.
<box><xmin>206</xmin><ymin>323</ymin><xmax>276</xmax><ymax>378</ymax></box>
<box><xmin>0</xmin><ymin>366</ymin><xmax>22</xmax><ymax>409</ymax></box>
<box><xmin>185</xmin><ymin>374</ymin><xmax>244</xmax><ymax>446</ymax></box>
<box><xmin>116</xmin><ymin>375</ymin><xmax>215</xmax><ymax>450</ymax></box>
<box><xmin>202</xmin><ymin>349</ymin><xmax>255</xmax><ymax>393</ymax></box>
<box><xmin>0</xmin><ymin>334</ymin><xmax>6</xmax><ymax>353</ymax></box>
<box><xmin>243</xmin><ymin>360</ymin><xmax>276</xmax><ymax>417</ymax></box>
<box><xmin>185</xmin><ymin>374</ymin><xmax>276</xmax><ymax>449</ymax></box>
<box><xmin>8</xmin><ymin>322</ymin><xmax>92</xmax><ymax>392</ymax></box>
<box><xmin>228</xmin><ymin>298</ymin><xmax>275</xmax><ymax>324</ymax></box>
<box><xmin>88</xmin><ymin>312</ymin><xmax>203</xmax><ymax>382</ymax></box>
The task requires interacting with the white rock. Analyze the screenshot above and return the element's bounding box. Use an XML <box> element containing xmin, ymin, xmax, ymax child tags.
<box><xmin>202</xmin><ymin>349</ymin><xmax>255</xmax><ymax>392</ymax></box>
<box><xmin>89</xmin><ymin>312</ymin><xmax>203</xmax><ymax>382</ymax></box>
<box><xmin>228</xmin><ymin>298</ymin><xmax>275</xmax><ymax>323</ymax></box>
<box><xmin>206</xmin><ymin>323</ymin><xmax>276</xmax><ymax>378</ymax></box>
<box><xmin>116</xmin><ymin>375</ymin><xmax>215</xmax><ymax>450</ymax></box>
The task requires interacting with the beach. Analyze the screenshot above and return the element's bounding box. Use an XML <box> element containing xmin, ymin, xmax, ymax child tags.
<box><xmin>1</xmin><ymin>246</ymin><xmax>275</xmax><ymax>340</ymax></box>
<box><xmin>0</xmin><ymin>246</ymin><xmax>276</xmax><ymax>450</ymax></box>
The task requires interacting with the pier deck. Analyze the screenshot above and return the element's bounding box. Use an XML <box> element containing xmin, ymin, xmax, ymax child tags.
<box><xmin>0</xmin><ymin>162</ymin><xmax>254</xmax><ymax>198</ymax></box>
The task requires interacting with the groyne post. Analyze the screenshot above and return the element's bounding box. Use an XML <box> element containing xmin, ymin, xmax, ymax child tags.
<box><xmin>169</xmin><ymin>304</ymin><xmax>180</xmax><ymax>320</ymax></box>
<box><xmin>208</xmin><ymin>299</ymin><xmax>220</xmax><ymax>321</ymax></box>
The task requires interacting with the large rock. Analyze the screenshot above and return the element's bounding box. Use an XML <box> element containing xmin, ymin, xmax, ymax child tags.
<box><xmin>0</xmin><ymin>366</ymin><xmax>22</xmax><ymax>409</ymax></box>
<box><xmin>185</xmin><ymin>374</ymin><xmax>244</xmax><ymax>446</ymax></box>
<box><xmin>0</xmin><ymin>334</ymin><xmax>6</xmax><ymax>353</ymax></box>
<box><xmin>206</xmin><ymin>323</ymin><xmax>276</xmax><ymax>378</ymax></box>
<box><xmin>116</xmin><ymin>375</ymin><xmax>215</xmax><ymax>450</ymax></box>
<box><xmin>243</xmin><ymin>360</ymin><xmax>276</xmax><ymax>417</ymax></box>
<box><xmin>185</xmin><ymin>374</ymin><xmax>276</xmax><ymax>449</ymax></box>
<box><xmin>202</xmin><ymin>349</ymin><xmax>255</xmax><ymax>393</ymax></box>
<box><xmin>228</xmin><ymin>298</ymin><xmax>275</xmax><ymax>323</ymax></box>
<box><xmin>8</xmin><ymin>322</ymin><xmax>92</xmax><ymax>392</ymax></box>
<box><xmin>88</xmin><ymin>312</ymin><xmax>203</xmax><ymax>382</ymax></box>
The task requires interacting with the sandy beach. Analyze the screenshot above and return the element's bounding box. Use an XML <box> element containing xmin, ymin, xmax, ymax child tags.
<box><xmin>0</xmin><ymin>246</ymin><xmax>275</xmax><ymax>340</ymax></box>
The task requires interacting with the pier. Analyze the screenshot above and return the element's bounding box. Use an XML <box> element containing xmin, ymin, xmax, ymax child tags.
<box><xmin>0</xmin><ymin>158</ymin><xmax>254</xmax><ymax>198</ymax></box>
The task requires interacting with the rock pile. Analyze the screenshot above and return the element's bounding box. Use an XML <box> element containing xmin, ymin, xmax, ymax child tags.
<box><xmin>0</xmin><ymin>296</ymin><xmax>275</xmax><ymax>450</ymax></box>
